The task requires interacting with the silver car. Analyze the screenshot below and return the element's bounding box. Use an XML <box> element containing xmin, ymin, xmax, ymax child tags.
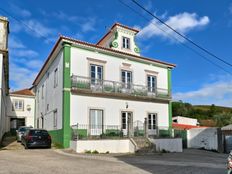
<box><xmin>16</xmin><ymin>126</ymin><xmax>33</xmax><ymax>142</ymax></box>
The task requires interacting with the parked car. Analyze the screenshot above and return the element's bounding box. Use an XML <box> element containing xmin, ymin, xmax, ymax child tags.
<box><xmin>16</xmin><ymin>126</ymin><xmax>33</xmax><ymax>142</ymax></box>
<box><xmin>21</xmin><ymin>129</ymin><xmax>52</xmax><ymax>149</ymax></box>
<box><xmin>228</xmin><ymin>151</ymin><xmax>232</xmax><ymax>174</ymax></box>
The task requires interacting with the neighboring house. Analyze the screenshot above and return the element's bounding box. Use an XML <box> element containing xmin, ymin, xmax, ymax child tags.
<box><xmin>0</xmin><ymin>16</ymin><xmax>9</xmax><ymax>142</ymax></box>
<box><xmin>6</xmin><ymin>89</ymin><xmax>35</xmax><ymax>133</ymax></box>
<box><xmin>32</xmin><ymin>23</ymin><xmax>175</xmax><ymax>148</ymax></box>
<box><xmin>172</xmin><ymin>116</ymin><xmax>199</xmax><ymax>126</ymax></box>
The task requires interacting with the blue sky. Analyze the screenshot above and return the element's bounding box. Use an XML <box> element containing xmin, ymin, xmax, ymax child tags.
<box><xmin>1</xmin><ymin>0</ymin><xmax>232</xmax><ymax>106</ymax></box>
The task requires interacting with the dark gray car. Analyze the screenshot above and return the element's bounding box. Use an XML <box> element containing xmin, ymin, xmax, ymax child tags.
<box><xmin>16</xmin><ymin>126</ymin><xmax>33</xmax><ymax>142</ymax></box>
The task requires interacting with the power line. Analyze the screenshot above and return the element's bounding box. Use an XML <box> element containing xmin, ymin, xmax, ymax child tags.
<box><xmin>131</xmin><ymin>0</ymin><xmax>232</xmax><ymax>68</ymax></box>
<box><xmin>0</xmin><ymin>7</ymin><xmax>50</xmax><ymax>42</ymax></box>
<box><xmin>118</xmin><ymin>0</ymin><xmax>232</xmax><ymax>75</ymax></box>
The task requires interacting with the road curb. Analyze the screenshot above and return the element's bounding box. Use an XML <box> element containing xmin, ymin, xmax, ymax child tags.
<box><xmin>54</xmin><ymin>149</ymin><xmax>123</xmax><ymax>162</ymax></box>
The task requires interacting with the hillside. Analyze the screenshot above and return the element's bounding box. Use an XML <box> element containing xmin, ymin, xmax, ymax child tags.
<box><xmin>172</xmin><ymin>102</ymin><xmax>232</xmax><ymax>127</ymax></box>
<box><xmin>193</xmin><ymin>105</ymin><xmax>232</xmax><ymax>112</ymax></box>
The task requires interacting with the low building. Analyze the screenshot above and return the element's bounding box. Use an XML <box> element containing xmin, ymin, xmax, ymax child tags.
<box><xmin>6</xmin><ymin>89</ymin><xmax>35</xmax><ymax>133</ymax></box>
<box><xmin>172</xmin><ymin>116</ymin><xmax>199</xmax><ymax>126</ymax></box>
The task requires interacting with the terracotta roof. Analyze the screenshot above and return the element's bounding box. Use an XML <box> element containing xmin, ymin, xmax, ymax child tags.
<box><xmin>11</xmin><ymin>89</ymin><xmax>34</xmax><ymax>96</ymax></box>
<box><xmin>172</xmin><ymin>123</ymin><xmax>207</xmax><ymax>130</ymax></box>
<box><xmin>96</xmin><ymin>22</ymin><xmax>139</xmax><ymax>45</ymax></box>
<box><xmin>33</xmin><ymin>35</ymin><xmax>176</xmax><ymax>85</ymax></box>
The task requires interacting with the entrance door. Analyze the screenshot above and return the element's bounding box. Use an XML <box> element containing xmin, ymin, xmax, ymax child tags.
<box><xmin>121</xmin><ymin>112</ymin><xmax>133</xmax><ymax>137</ymax></box>
<box><xmin>89</xmin><ymin>109</ymin><xmax>103</xmax><ymax>136</ymax></box>
<box><xmin>147</xmin><ymin>113</ymin><xmax>157</xmax><ymax>136</ymax></box>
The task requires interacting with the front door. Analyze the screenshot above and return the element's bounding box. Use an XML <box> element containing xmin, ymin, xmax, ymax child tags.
<box><xmin>121</xmin><ymin>112</ymin><xmax>133</xmax><ymax>137</ymax></box>
<box><xmin>89</xmin><ymin>109</ymin><xmax>103</xmax><ymax>136</ymax></box>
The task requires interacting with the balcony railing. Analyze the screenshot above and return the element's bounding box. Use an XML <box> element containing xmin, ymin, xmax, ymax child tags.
<box><xmin>70</xmin><ymin>123</ymin><xmax>177</xmax><ymax>140</ymax></box>
<box><xmin>71</xmin><ymin>75</ymin><xmax>171</xmax><ymax>100</ymax></box>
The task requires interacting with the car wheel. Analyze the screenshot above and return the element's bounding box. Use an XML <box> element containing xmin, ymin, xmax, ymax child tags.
<box><xmin>24</xmin><ymin>144</ymin><xmax>28</xmax><ymax>149</ymax></box>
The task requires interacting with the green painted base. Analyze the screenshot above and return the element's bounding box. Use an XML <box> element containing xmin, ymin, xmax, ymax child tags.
<box><xmin>49</xmin><ymin>129</ymin><xmax>64</xmax><ymax>148</ymax></box>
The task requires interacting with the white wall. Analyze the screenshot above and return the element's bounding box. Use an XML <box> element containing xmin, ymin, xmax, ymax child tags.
<box><xmin>149</xmin><ymin>138</ymin><xmax>183</xmax><ymax>152</ymax></box>
<box><xmin>70</xmin><ymin>95</ymin><xmax>169</xmax><ymax>127</ymax></box>
<box><xmin>35</xmin><ymin>50</ymin><xmax>63</xmax><ymax>131</ymax></box>
<box><xmin>0</xmin><ymin>53</ymin><xmax>7</xmax><ymax>141</ymax></box>
<box><xmin>172</xmin><ymin>116</ymin><xmax>198</xmax><ymax>126</ymax></box>
<box><xmin>187</xmin><ymin>128</ymin><xmax>218</xmax><ymax>151</ymax></box>
<box><xmin>70</xmin><ymin>139</ymin><xmax>136</xmax><ymax>153</ymax></box>
<box><xmin>6</xmin><ymin>95</ymin><xmax>35</xmax><ymax>129</ymax></box>
<box><xmin>70</xmin><ymin>47</ymin><xmax>168</xmax><ymax>90</ymax></box>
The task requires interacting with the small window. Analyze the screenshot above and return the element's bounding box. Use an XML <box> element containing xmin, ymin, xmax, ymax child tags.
<box><xmin>12</xmin><ymin>99</ymin><xmax>24</xmax><ymax>111</ymax></box>
<box><xmin>147</xmin><ymin>75</ymin><xmax>157</xmax><ymax>93</ymax></box>
<box><xmin>46</xmin><ymin>104</ymin><xmax>49</xmax><ymax>112</ymax></box>
<box><xmin>122</xmin><ymin>37</ymin><xmax>130</xmax><ymax>49</ymax></box>
<box><xmin>53</xmin><ymin>110</ymin><xmax>57</xmax><ymax>129</ymax></box>
<box><xmin>54</xmin><ymin>68</ymin><xmax>58</xmax><ymax>88</ymax></box>
<box><xmin>121</xmin><ymin>112</ymin><xmax>127</xmax><ymax>129</ymax></box>
<box><xmin>42</xmin><ymin>85</ymin><xmax>44</xmax><ymax>99</ymax></box>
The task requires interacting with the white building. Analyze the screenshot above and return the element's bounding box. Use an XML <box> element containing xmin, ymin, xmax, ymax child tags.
<box><xmin>33</xmin><ymin>23</ymin><xmax>175</xmax><ymax>148</ymax></box>
<box><xmin>6</xmin><ymin>89</ymin><xmax>35</xmax><ymax>133</ymax></box>
<box><xmin>172</xmin><ymin>116</ymin><xmax>199</xmax><ymax>126</ymax></box>
<box><xmin>0</xmin><ymin>16</ymin><xmax>9</xmax><ymax>142</ymax></box>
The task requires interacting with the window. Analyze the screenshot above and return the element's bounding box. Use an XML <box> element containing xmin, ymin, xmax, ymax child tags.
<box><xmin>54</xmin><ymin>68</ymin><xmax>58</xmax><ymax>88</ymax></box>
<box><xmin>53</xmin><ymin>110</ymin><xmax>57</xmax><ymax>129</ymax></box>
<box><xmin>46</xmin><ymin>104</ymin><xmax>49</xmax><ymax>112</ymax></box>
<box><xmin>42</xmin><ymin>85</ymin><xmax>44</xmax><ymax>99</ymax></box>
<box><xmin>148</xmin><ymin>113</ymin><xmax>157</xmax><ymax>130</ymax></box>
<box><xmin>121</xmin><ymin>70</ymin><xmax>132</xmax><ymax>89</ymax></box>
<box><xmin>122</xmin><ymin>37</ymin><xmax>130</xmax><ymax>49</ymax></box>
<box><xmin>12</xmin><ymin>99</ymin><xmax>24</xmax><ymax>111</ymax></box>
<box><xmin>37</xmin><ymin>90</ymin><xmax>40</xmax><ymax>104</ymax></box>
<box><xmin>147</xmin><ymin>75</ymin><xmax>157</xmax><ymax>92</ymax></box>
<box><xmin>121</xmin><ymin>112</ymin><xmax>127</xmax><ymax>129</ymax></box>
<box><xmin>89</xmin><ymin>109</ymin><xmax>103</xmax><ymax>135</ymax></box>
<box><xmin>90</xmin><ymin>64</ymin><xmax>103</xmax><ymax>84</ymax></box>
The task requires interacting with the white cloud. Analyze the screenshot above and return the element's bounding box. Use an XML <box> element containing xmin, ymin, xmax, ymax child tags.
<box><xmin>24</xmin><ymin>19</ymin><xmax>55</xmax><ymax>38</ymax></box>
<box><xmin>11</xmin><ymin>49</ymin><xmax>38</xmax><ymax>58</ymax></box>
<box><xmin>10</xmin><ymin>19</ymin><xmax>57</xmax><ymax>43</ymax></box>
<box><xmin>81</xmin><ymin>18</ymin><xmax>96</xmax><ymax>32</ymax></box>
<box><xmin>9</xmin><ymin>36</ymin><xmax>26</xmax><ymax>49</ymax></box>
<box><xmin>10</xmin><ymin>4</ymin><xmax>31</xmax><ymax>18</ymax></box>
<box><xmin>26</xmin><ymin>59</ymin><xmax>43</xmax><ymax>69</ymax></box>
<box><xmin>173</xmin><ymin>75</ymin><xmax>232</xmax><ymax>107</ymax></box>
<box><xmin>137</xmin><ymin>12</ymin><xmax>210</xmax><ymax>42</ymax></box>
<box><xmin>10</xmin><ymin>63</ymin><xmax>37</xmax><ymax>90</ymax></box>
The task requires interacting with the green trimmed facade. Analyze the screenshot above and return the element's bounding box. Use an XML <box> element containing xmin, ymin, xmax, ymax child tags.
<box><xmin>35</xmin><ymin>24</ymin><xmax>175</xmax><ymax>149</ymax></box>
<box><xmin>167</xmin><ymin>68</ymin><xmax>173</xmax><ymax>128</ymax></box>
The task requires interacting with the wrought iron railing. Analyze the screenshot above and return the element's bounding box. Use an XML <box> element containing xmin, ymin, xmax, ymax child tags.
<box><xmin>71</xmin><ymin>75</ymin><xmax>171</xmax><ymax>99</ymax></box>
<box><xmin>70</xmin><ymin>123</ymin><xmax>176</xmax><ymax>140</ymax></box>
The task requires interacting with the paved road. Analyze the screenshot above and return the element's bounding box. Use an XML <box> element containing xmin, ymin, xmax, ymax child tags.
<box><xmin>0</xmin><ymin>146</ymin><xmax>228</xmax><ymax>174</ymax></box>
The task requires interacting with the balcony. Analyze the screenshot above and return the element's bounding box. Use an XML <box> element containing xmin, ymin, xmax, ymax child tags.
<box><xmin>71</xmin><ymin>75</ymin><xmax>171</xmax><ymax>101</ymax></box>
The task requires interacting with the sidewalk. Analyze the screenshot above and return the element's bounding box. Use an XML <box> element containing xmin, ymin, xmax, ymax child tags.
<box><xmin>0</xmin><ymin>136</ymin><xmax>24</xmax><ymax>150</ymax></box>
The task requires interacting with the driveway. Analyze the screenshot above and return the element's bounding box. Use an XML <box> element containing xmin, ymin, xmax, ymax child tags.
<box><xmin>0</xmin><ymin>145</ymin><xmax>228</xmax><ymax>174</ymax></box>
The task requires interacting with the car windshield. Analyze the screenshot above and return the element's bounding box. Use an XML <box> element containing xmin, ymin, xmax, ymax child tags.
<box><xmin>30</xmin><ymin>130</ymin><xmax>48</xmax><ymax>136</ymax></box>
<box><xmin>18</xmin><ymin>127</ymin><xmax>29</xmax><ymax>132</ymax></box>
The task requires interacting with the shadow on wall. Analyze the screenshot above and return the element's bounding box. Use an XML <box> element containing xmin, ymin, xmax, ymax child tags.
<box><xmin>187</xmin><ymin>128</ymin><xmax>222</xmax><ymax>152</ymax></box>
